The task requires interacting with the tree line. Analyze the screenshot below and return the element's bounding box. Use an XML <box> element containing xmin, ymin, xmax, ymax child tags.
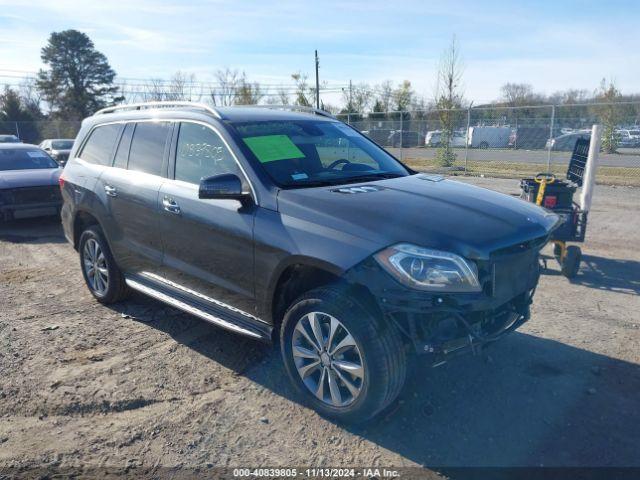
<box><xmin>1</xmin><ymin>29</ymin><xmax>638</xmax><ymax>153</ymax></box>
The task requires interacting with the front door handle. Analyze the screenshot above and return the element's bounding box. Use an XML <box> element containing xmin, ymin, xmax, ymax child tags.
<box><xmin>104</xmin><ymin>185</ymin><xmax>117</xmax><ymax>197</ymax></box>
<box><xmin>162</xmin><ymin>196</ymin><xmax>181</xmax><ymax>214</ymax></box>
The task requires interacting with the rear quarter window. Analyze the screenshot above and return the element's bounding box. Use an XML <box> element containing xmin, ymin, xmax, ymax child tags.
<box><xmin>79</xmin><ymin>124</ymin><xmax>121</xmax><ymax>166</ymax></box>
<box><xmin>113</xmin><ymin>123</ymin><xmax>134</xmax><ymax>169</ymax></box>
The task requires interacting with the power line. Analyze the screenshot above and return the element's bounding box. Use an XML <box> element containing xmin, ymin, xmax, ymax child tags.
<box><xmin>0</xmin><ymin>70</ymin><xmax>349</xmax><ymax>91</ymax></box>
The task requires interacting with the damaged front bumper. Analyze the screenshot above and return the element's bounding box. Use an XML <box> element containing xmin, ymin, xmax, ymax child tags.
<box><xmin>346</xmin><ymin>252</ymin><xmax>541</xmax><ymax>366</ymax></box>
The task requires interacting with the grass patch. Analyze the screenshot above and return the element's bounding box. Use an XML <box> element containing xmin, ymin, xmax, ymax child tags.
<box><xmin>402</xmin><ymin>157</ymin><xmax>640</xmax><ymax>186</ymax></box>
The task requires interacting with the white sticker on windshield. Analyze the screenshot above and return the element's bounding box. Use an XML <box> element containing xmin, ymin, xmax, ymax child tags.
<box><xmin>291</xmin><ymin>173</ymin><xmax>308</xmax><ymax>180</ymax></box>
<box><xmin>27</xmin><ymin>151</ymin><xmax>47</xmax><ymax>158</ymax></box>
<box><xmin>334</xmin><ymin>123</ymin><xmax>360</xmax><ymax>137</ymax></box>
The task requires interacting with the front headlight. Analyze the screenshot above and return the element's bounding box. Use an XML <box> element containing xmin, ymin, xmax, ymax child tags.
<box><xmin>374</xmin><ymin>243</ymin><xmax>481</xmax><ymax>293</ymax></box>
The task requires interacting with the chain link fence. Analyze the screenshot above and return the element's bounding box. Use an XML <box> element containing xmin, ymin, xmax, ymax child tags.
<box><xmin>2</xmin><ymin>102</ymin><xmax>639</xmax><ymax>185</ymax></box>
<box><xmin>337</xmin><ymin>101</ymin><xmax>640</xmax><ymax>185</ymax></box>
<box><xmin>0</xmin><ymin>120</ymin><xmax>81</xmax><ymax>145</ymax></box>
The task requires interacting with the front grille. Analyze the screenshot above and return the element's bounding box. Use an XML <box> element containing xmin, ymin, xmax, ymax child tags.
<box><xmin>489</xmin><ymin>246</ymin><xmax>540</xmax><ymax>300</ymax></box>
<box><xmin>9</xmin><ymin>186</ymin><xmax>61</xmax><ymax>204</ymax></box>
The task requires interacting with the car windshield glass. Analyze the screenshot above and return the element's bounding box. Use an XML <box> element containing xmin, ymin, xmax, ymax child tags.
<box><xmin>629</xmin><ymin>130</ymin><xmax>640</xmax><ymax>136</ymax></box>
<box><xmin>229</xmin><ymin>120</ymin><xmax>410</xmax><ymax>187</ymax></box>
<box><xmin>52</xmin><ymin>140</ymin><xmax>73</xmax><ymax>149</ymax></box>
<box><xmin>0</xmin><ymin>149</ymin><xmax>59</xmax><ymax>171</ymax></box>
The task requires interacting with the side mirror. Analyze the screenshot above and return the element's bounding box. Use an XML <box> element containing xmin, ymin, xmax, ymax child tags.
<box><xmin>199</xmin><ymin>173</ymin><xmax>250</xmax><ymax>202</ymax></box>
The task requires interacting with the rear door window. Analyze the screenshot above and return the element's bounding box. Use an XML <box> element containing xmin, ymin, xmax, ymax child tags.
<box><xmin>128</xmin><ymin>122</ymin><xmax>172</xmax><ymax>176</ymax></box>
<box><xmin>79</xmin><ymin>124</ymin><xmax>121</xmax><ymax>165</ymax></box>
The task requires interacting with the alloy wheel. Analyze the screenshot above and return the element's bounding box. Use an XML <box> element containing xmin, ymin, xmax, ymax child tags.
<box><xmin>83</xmin><ymin>238</ymin><xmax>109</xmax><ymax>295</ymax></box>
<box><xmin>291</xmin><ymin>311</ymin><xmax>364</xmax><ymax>407</ymax></box>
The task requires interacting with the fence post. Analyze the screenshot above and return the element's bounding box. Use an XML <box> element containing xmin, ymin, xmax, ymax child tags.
<box><xmin>14</xmin><ymin>121</ymin><xmax>20</xmax><ymax>140</ymax></box>
<box><xmin>580</xmin><ymin>124</ymin><xmax>602</xmax><ymax>212</ymax></box>
<box><xmin>464</xmin><ymin>106</ymin><xmax>471</xmax><ymax>174</ymax></box>
<box><xmin>347</xmin><ymin>113</ymin><xmax>350</xmax><ymax>125</ymax></box>
<box><xmin>546</xmin><ymin>104</ymin><xmax>555</xmax><ymax>171</ymax></box>
<box><xmin>399</xmin><ymin>113</ymin><xmax>404</xmax><ymax>161</ymax></box>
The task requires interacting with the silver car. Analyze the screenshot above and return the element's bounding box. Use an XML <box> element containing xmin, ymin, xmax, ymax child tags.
<box><xmin>39</xmin><ymin>138</ymin><xmax>75</xmax><ymax>165</ymax></box>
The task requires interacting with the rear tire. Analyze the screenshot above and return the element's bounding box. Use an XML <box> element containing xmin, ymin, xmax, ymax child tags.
<box><xmin>79</xmin><ymin>226</ymin><xmax>130</xmax><ymax>304</ymax></box>
<box><xmin>561</xmin><ymin>246</ymin><xmax>581</xmax><ymax>278</ymax></box>
<box><xmin>280</xmin><ymin>286</ymin><xmax>407</xmax><ymax>423</ymax></box>
<box><xmin>479</xmin><ymin>141</ymin><xmax>489</xmax><ymax>149</ymax></box>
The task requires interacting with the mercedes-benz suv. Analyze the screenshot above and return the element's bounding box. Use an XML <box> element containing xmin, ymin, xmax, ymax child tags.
<box><xmin>60</xmin><ymin>102</ymin><xmax>559</xmax><ymax>422</ymax></box>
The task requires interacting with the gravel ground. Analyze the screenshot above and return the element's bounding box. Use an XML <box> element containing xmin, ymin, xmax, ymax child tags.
<box><xmin>0</xmin><ymin>177</ymin><xmax>639</xmax><ymax>477</ymax></box>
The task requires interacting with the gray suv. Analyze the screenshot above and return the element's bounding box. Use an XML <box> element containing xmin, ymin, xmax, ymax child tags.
<box><xmin>60</xmin><ymin>102</ymin><xmax>558</xmax><ymax>422</ymax></box>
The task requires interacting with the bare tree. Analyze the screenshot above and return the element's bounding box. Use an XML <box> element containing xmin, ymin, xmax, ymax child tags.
<box><xmin>434</xmin><ymin>35</ymin><xmax>465</xmax><ymax>166</ymax></box>
<box><xmin>18</xmin><ymin>77</ymin><xmax>43</xmax><ymax>116</ymax></box>
<box><xmin>500</xmin><ymin>83</ymin><xmax>536</xmax><ymax>106</ymax></box>
<box><xmin>342</xmin><ymin>83</ymin><xmax>372</xmax><ymax>114</ymax></box>
<box><xmin>162</xmin><ymin>71</ymin><xmax>201</xmax><ymax>101</ymax></box>
<box><xmin>143</xmin><ymin>78</ymin><xmax>168</xmax><ymax>101</ymax></box>
<box><xmin>210</xmin><ymin>68</ymin><xmax>239</xmax><ymax>106</ymax></box>
<box><xmin>375</xmin><ymin>81</ymin><xmax>394</xmax><ymax>112</ymax></box>
<box><xmin>265</xmin><ymin>88</ymin><xmax>290</xmax><ymax>105</ymax></box>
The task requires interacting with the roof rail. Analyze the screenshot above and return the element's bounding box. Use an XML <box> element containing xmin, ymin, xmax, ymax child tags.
<box><xmin>94</xmin><ymin>101</ymin><xmax>222</xmax><ymax>119</ymax></box>
<box><xmin>245</xmin><ymin>104</ymin><xmax>335</xmax><ymax>119</ymax></box>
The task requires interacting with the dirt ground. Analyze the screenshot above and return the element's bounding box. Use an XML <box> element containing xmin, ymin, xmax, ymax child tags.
<box><xmin>1</xmin><ymin>177</ymin><xmax>639</xmax><ymax>477</ymax></box>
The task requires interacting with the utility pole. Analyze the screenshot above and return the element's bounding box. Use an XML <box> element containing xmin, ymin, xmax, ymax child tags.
<box><xmin>314</xmin><ymin>50</ymin><xmax>320</xmax><ymax>109</ymax></box>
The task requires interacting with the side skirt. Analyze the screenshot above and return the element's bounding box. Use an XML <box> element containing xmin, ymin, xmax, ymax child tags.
<box><xmin>125</xmin><ymin>274</ymin><xmax>272</xmax><ymax>342</ymax></box>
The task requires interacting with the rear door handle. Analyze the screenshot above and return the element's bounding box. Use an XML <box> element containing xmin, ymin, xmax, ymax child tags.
<box><xmin>104</xmin><ymin>185</ymin><xmax>118</xmax><ymax>197</ymax></box>
<box><xmin>162</xmin><ymin>196</ymin><xmax>181</xmax><ymax>214</ymax></box>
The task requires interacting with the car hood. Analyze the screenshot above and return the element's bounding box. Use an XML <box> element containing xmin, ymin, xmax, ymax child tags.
<box><xmin>0</xmin><ymin>168</ymin><xmax>61</xmax><ymax>189</ymax></box>
<box><xmin>277</xmin><ymin>174</ymin><xmax>560</xmax><ymax>260</ymax></box>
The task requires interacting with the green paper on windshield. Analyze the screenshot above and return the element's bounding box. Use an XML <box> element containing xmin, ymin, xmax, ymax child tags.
<box><xmin>243</xmin><ymin>135</ymin><xmax>305</xmax><ymax>163</ymax></box>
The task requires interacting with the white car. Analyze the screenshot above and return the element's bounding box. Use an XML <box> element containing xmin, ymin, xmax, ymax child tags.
<box><xmin>425</xmin><ymin>130</ymin><xmax>467</xmax><ymax>147</ymax></box>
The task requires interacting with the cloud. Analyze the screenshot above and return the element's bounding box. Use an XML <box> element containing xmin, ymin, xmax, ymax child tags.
<box><xmin>0</xmin><ymin>0</ymin><xmax>637</xmax><ymax>104</ymax></box>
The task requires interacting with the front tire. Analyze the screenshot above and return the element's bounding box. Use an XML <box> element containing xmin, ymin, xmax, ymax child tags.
<box><xmin>79</xmin><ymin>226</ymin><xmax>130</xmax><ymax>304</ymax></box>
<box><xmin>280</xmin><ymin>286</ymin><xmax>407</xmax><ymax>423</ymax></box>
<box><xmin>561</xmin><ymin>245</ymin><xmax>581</xmax><ymax>278</ymax></box>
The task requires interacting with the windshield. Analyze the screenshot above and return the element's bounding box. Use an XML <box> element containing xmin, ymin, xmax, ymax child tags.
<box><xmin>0</xmin><ymin>148</ymin><xmax>59</xmax><ymax>171</ymax></box>
<box><xmin>229</xmin><ymin>120</ymin><xmax>410</xmax><ymax>187</ymax></box>
<box><xmin>52</xmin><ymin>140</ymin><xmax>74</xmax><ymax>149</ymax></box>
<box><xmin>629</xmin><ymin>130</ymin><xmax>640</xmax><ymax>136</ymax></box>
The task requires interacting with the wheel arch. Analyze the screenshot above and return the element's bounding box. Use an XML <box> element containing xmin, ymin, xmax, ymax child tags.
<box><xmin>72</xmin><ymin>209</ymin><xmax>104</xmax><ymax>250</ymax></box>
<box><xmin>266</xmin><ymin>257</ymin><xmax>383</xmax><ymax>339</ymax></box>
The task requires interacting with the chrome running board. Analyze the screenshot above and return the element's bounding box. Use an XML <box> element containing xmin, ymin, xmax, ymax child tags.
<box><xmin>125</xmin><ymin>276</ymin><xmax>271</xmax><ymax>341</ymax></box>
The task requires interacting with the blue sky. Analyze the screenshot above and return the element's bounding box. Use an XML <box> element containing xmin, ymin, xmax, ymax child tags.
<box><xmin>0</xmin><ymin>0</ymin><xmax>638</xmax><ymax>106</ymax></box>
